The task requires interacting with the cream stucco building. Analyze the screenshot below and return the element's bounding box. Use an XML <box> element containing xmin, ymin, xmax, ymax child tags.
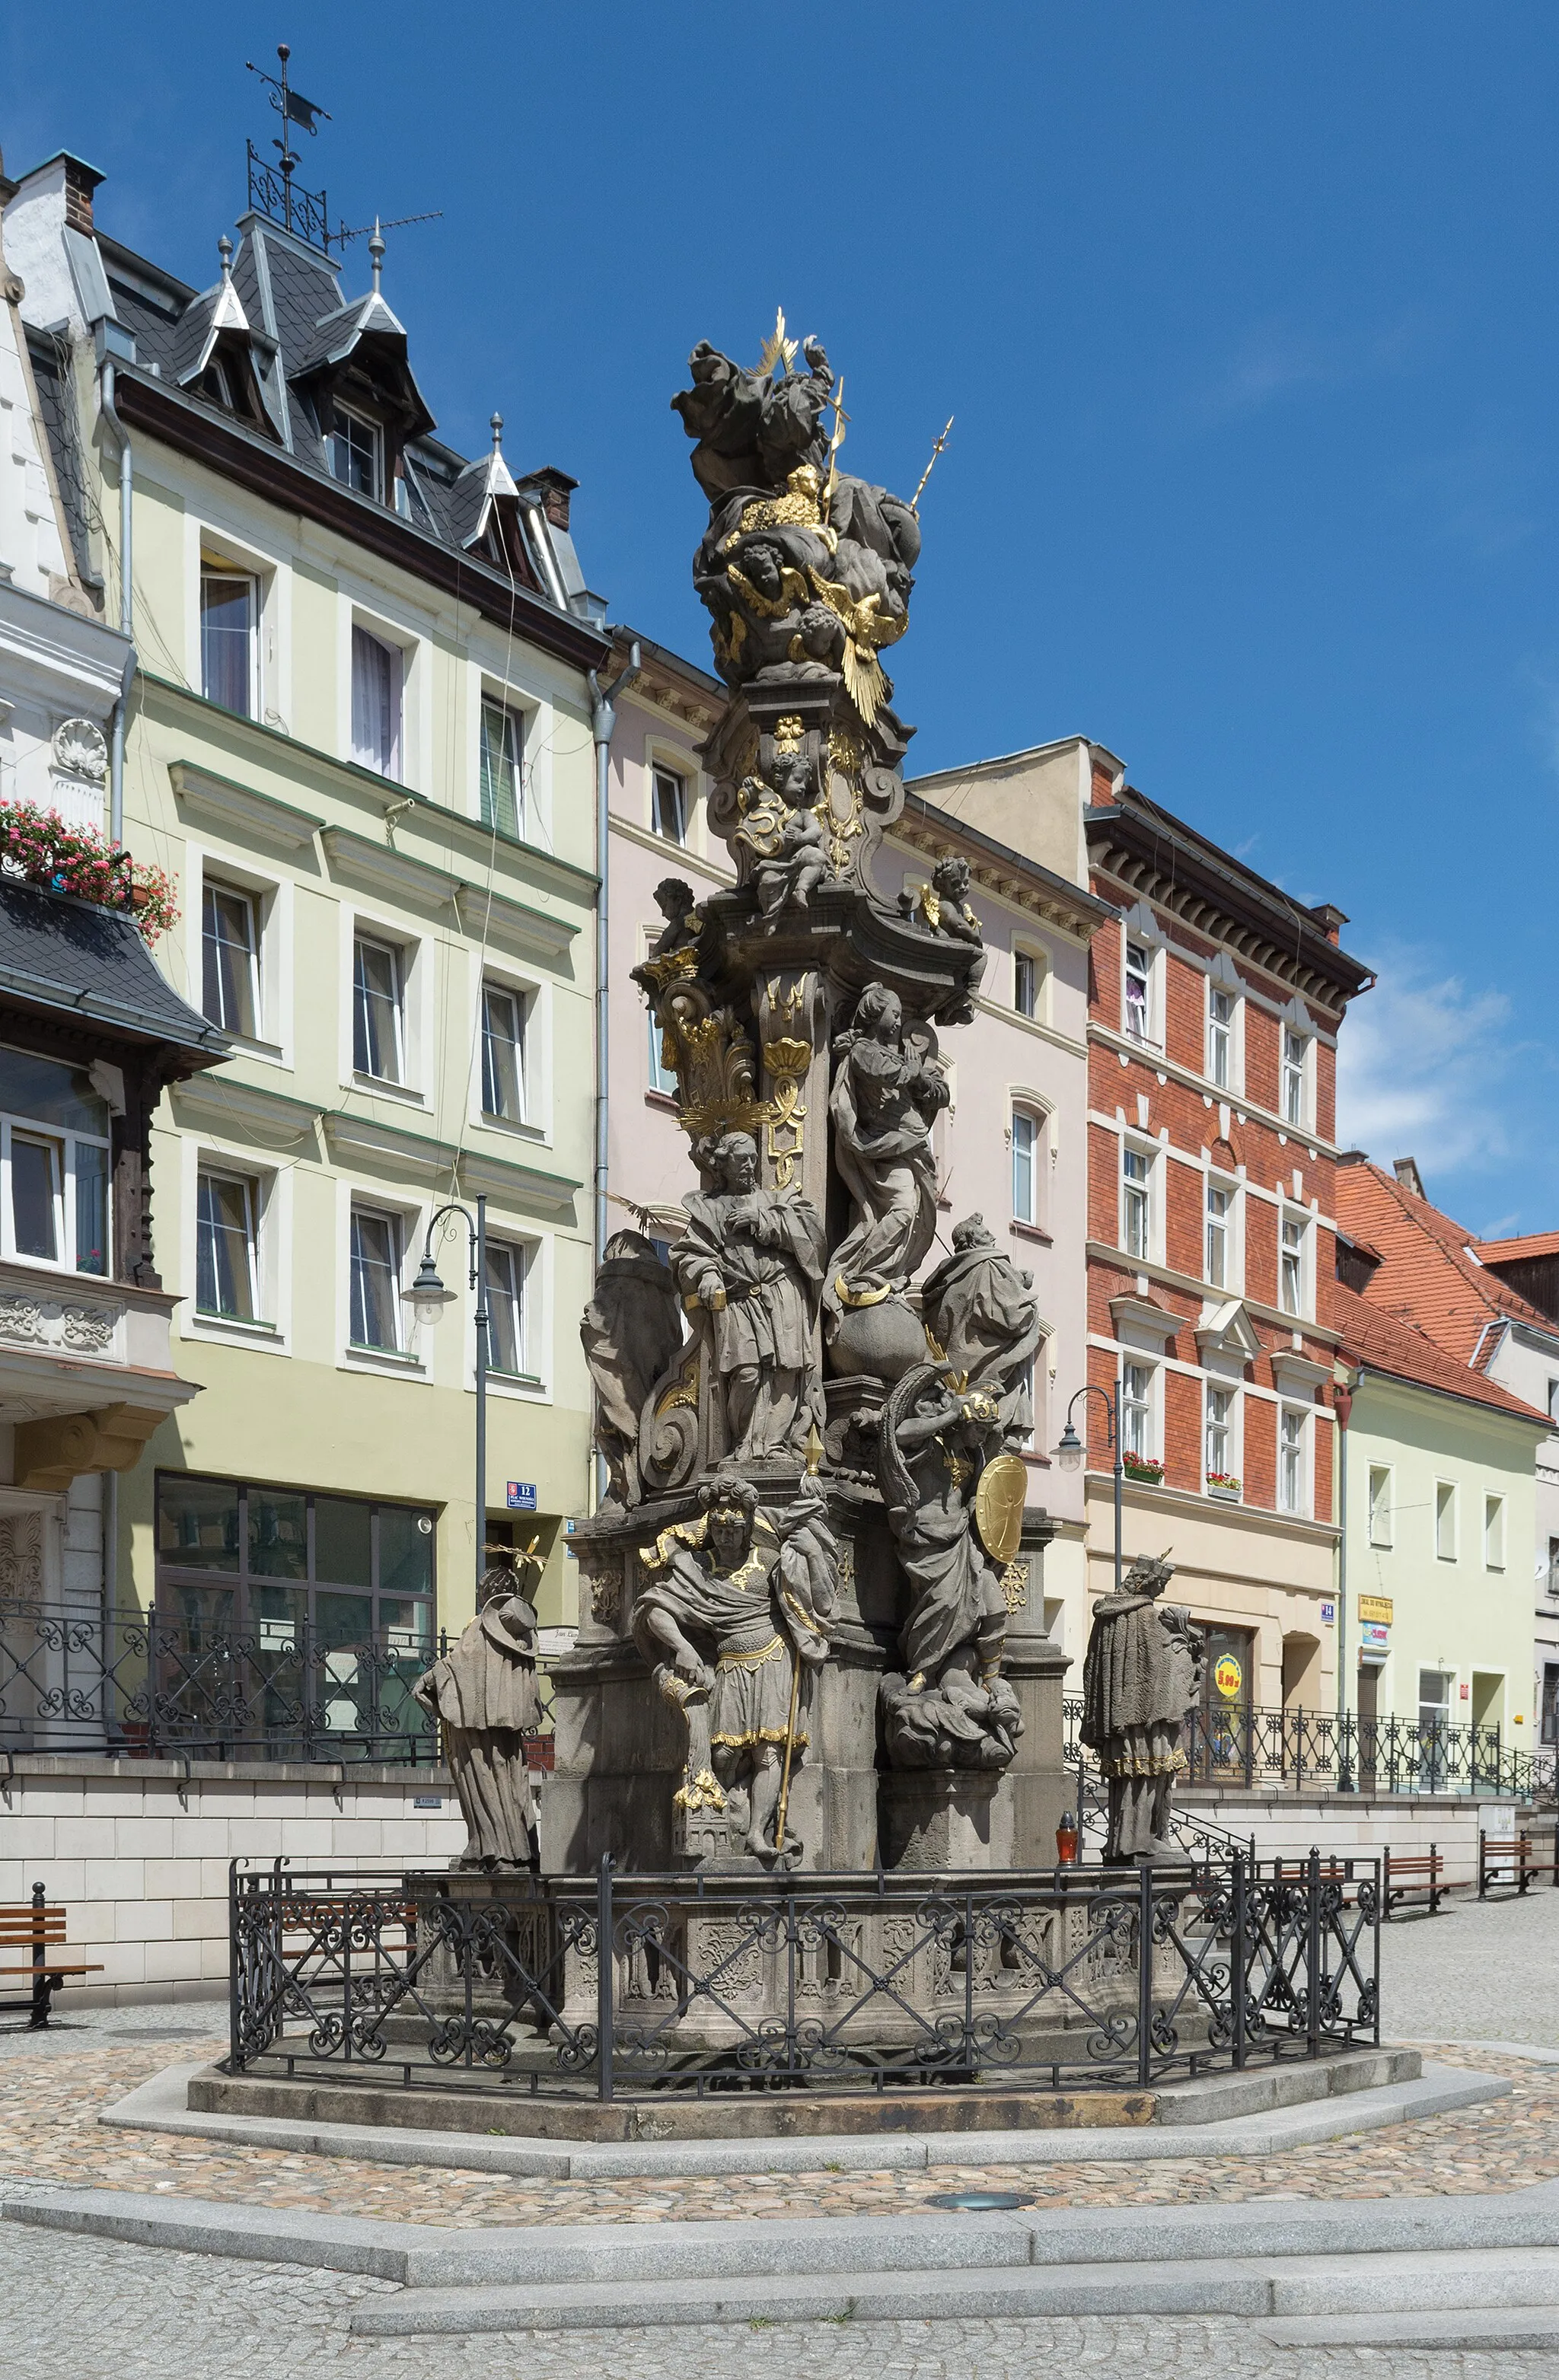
<box><xmin>4</xmin><ymin>150</ymin><xmax>613</xmax><ymax>1691</ymax></box>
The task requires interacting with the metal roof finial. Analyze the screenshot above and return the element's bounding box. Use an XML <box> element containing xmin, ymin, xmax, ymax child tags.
<box><xmin>217</xmin><ymin>234</ymin><xmax>234</xmax><ymax>281</ymax></box>
<box><xmin>368</xmin><ymin>216</ymin><xmax>385</xmax><ymax>293</ymax></box>
<box><xmin>490</xmin><ymin>412</ymin><xmax>504</xmax><ymax>451</ymax></box>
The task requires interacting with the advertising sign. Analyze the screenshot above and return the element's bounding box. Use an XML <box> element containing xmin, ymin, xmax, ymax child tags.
<box><xmin>1213</xmin><ymin>1652</ymin><xmax>1244</xmax><ymax>1700</ymax></box>
<box><xmin>1358</xmin><ymin>1595</ymin><xmax>1394</xmax><ymax>1625</ymax></box>
<box><xmin>1361</xmin><ymin>1621</ymin><xmax>1389</xmax><ymax>1659</ymax></box>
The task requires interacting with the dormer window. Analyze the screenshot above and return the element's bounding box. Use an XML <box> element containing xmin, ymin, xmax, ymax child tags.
<box><xmin>330</xmin><ymin>405</ymin><xmax>382</xmax><ymax>500</ymax></box>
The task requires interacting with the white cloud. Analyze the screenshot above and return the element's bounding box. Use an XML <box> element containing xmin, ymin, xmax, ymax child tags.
<box><xmin>1198</xmin><ymin>311</ymin><xmax>1425</xmax><ymax>423</ymax></box>
<box><xmin>1336</xmin><ymin>945</ymin><xmax>1519</xmax><ymax>1185</ymax></box>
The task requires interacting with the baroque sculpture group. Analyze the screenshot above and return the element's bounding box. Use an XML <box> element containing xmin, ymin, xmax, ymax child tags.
<box><xmin>422</xmin><ymin>318</ymin><xmax>1204</xmax><ymax>1881</ymax></box>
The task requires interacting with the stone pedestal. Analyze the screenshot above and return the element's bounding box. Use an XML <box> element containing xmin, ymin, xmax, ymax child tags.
<box><xmin>880</xmin><ymin>1769</ymin><xmax>1011</xmax><ymax>1869</ymax></box>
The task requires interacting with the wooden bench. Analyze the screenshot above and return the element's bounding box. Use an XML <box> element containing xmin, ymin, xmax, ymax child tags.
<box><xmin>1480</xmin><ymin>1831</ymin><xmax>1559</xmax><ymax>1898</ymax></box>
<box><xmin>1385</xmin><ymin>1845</ymin><xmax>1444</xmax><ymax>1916</ymax></box>
<box><xmin>0</xmin><ymin>1884</ymin><xmax>103</xmax><ymax>2028</ymax></box>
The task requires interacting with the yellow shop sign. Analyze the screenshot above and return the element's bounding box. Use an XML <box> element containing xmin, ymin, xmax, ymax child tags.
<box><xmin>1358</xmin><ymin>1595</ymin><xmax>1394</xmax><ymax>1625</ymax></box>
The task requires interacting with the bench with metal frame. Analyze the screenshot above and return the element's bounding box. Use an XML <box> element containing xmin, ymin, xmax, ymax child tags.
<box><xmin>0</xmin><ymin>1883</ymin><xmax>103</xmax><ymax>2028</ymax></box>
<box><xmin>1384</xmin><ymin>1844</ymin><xmax>1446</xmax><ymax>1916</ymax></box>
<box><xmin>1479</xmin><ymin>1830</ymin><xmax>1559</xmax><ymax>1898</ymax></box>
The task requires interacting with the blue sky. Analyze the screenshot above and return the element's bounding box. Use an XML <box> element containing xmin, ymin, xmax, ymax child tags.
<box><xmin>5</xmin><ymin>3</ymin><xmax>1554</xmax><ymax>1235</ymax></box>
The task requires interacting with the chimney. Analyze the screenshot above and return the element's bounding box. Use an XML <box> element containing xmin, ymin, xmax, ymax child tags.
<box><xmin>1087</xmin><ymin>743</ymin><xmax>1125</xmax><ymax>808</ymax></box>
<box><xmin>1393</xmin><ymin>1157</ymin><xmax>1426</xmax><ymax>1200</ymax></box>
<box><xmin>61</xmin><ymin>155</ymin><xmax>101</xmax><ymax>234</ymax></box>
<box><xmin>521</xmin><ymin>466</ymin><xmax>578</xmax><ymax>531</ymax></box>
<box><xmin>1310</xmin><ymin>901</ymin><xmax>1347</xmax><ymax>947</ymax></box>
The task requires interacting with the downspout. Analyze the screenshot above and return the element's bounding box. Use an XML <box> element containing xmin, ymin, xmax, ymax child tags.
<box><xmin>1335</xmin><ymin>1368</ymin><xmax>1359</xmax><ymax>1778</ymax></box>
<box><xmin>586</xmin><ymin>640</ymin><xmax>641</xmax><ymax>1498</ymax></box>
<box><xmin>95</xmin><ymin>332</ymin><xmax>135</xmax><ymax>840</ymax></box>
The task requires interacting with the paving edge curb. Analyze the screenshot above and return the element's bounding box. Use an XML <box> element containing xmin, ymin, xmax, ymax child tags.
<box><xmin>92</xmin><ymin>2060</ymin><xmax>1508</xmax><ymax>2181</ymax></box>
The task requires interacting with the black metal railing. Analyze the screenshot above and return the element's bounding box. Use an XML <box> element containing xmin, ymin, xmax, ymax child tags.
<box><xmin>225</xmin><ymin>1850</ymin><xmax>1380</xmax><ymax>2101</ymax></box>
<box><xmin>1064</xmin><ymin>1695</ymin><xmax>1556</xmax><ymax>1803</ymax></box>
<box><xmin>0</xmin><ymin>1600</ymin><xmax>557</xmax><ymax>1767</ymax></box>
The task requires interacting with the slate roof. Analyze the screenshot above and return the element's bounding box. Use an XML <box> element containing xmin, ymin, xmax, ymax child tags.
<box><xmin>1334</xmin><ymin>1281</ymin><xmax>1549</xmax><ymax>1426</ymax></box>
<box><xmin>88</xmin><ymin>216</ymin><xmax>555</xmax><ymax>597</ymax></box>
<box><xmin>1334</xmin><ymin>1155</ymin><xmax>1559</xmax><ymax>1373</ymax></box>
<box><xmin>0</xmin><ymin>880</ymin><xmax>225</xmax><ymax>1066</ymax></box>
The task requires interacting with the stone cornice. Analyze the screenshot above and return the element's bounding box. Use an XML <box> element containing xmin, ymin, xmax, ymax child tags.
<box><xmin>321</xmin><ymin>1110</ymin><xmax>580</xmax><ymax>1213</ymax></box>
<box><xmin>169</xmin><ymin>760</ymin><xmax>324</xmax><ymax>851</ymax></box>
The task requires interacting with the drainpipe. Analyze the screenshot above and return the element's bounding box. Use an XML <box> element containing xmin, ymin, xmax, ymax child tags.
<box><xmin>95</xmin><ymin>326</ymin><xmax>136</xmax><ymax>840</ymax></box>
<box><xmin>586</xmin><ymin>640</ymin><xmax>640</xmax><ymax>1498</ymax></box>
<box><xmin>1335</xmin><ymin>1369</ymin><xmax>1358</xmax><ymax>1782</ymax></box>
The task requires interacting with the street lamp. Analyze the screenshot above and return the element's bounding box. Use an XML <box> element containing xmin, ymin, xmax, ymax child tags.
<box><xmin>1055</xmin><ymin>1381</ymin><xmax>1124</xmax><ymax>1598</ymax></box>
<box><xmin>407</xmin><ymin>1195</ymin><xmax>490</xmax><ymax>1604</ymax></box>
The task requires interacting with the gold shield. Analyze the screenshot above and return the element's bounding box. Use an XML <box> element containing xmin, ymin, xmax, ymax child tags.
<box><xmin>974</xmin><ymin>1453</ymin><xmax>1027</xmax><ymax>1566</ymax></box>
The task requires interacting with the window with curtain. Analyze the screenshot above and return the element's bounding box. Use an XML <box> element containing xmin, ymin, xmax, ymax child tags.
<box><xmin>200</xmin><ymin>567</ymin><xmax>256</xmax><ymax>716</ymax></box>
<box><xmin>196</xmin><ymin>1171</ymin><xmax>257</xmax><ymax>1319</ymax></box>
<box><xmin>484</xmin><ymin>1239</ymin><xmax>528</xmax><ymax>1376</ymax></box>
<box><xmin>349</xmin><ymin>1209</ymin><xmax>402</xmax><ymax>1350</ymax></box>
<box><xmin>480</xmin><ymin>983</ymin><xmax>525</xmax><ymax>1122</ymax></box>
<box><xmin>352</xmin><ymin>936</ymin><xmax>404</xmax><ymax>1083</ymax></box>
<box><xmin>351</xmin><ymin>626</ymin><xmax>402</xmax><ymax>778</ymax></box>
<box><xmin>1014</xmin><ymin>950</ymin><xmax>1040</xmax><ymax>1019</ymax></box>
<box><xmin>1435</xmin><ymin>1480</ymin><xmax>1457</xmax><ymax>1560</ymax></box>
<box><xmin>480</xmin><ymin>699</ymin><xmax>523</xmax><ymax>836</ymax></box>
<box><xmin>1282</xmin><ymin>1028</ymin><xmax>1309</xmax><ymax>1125</ymax></box>
<box><xmin>0</xmin><ymin>1047</ymin><xmax>110</xmax><ymax>1276</ymax></box>
<box><xmin>202</xmin><ymin>883</ymin><xmax>260</xmax><ymax>1037</ymax></box>
<box><xmin>647</xmin><ymin>999</ymin><xmax>677</xmax><ymax>1096</ymax></box>
<box><xmin>1012</xmin><ymin>1109</ymin><xmax>1038</xmax><ymax>1223</ymax></box>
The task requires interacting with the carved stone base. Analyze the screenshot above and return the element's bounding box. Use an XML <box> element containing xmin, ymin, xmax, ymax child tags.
<box><xmin>879</xmin><ymin>1768</ymin><xmax>1015</xmax><ymax>1872</ymax></box>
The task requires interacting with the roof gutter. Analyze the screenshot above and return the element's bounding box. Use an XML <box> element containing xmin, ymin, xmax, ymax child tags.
<box><xmin>94</xmin><ymin>321</ymin><xmax>137</xmax><ymax>843</ymax></box>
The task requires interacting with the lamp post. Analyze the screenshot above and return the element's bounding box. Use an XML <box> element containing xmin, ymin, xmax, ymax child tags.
<box><xmin>406</xmin><ymin>1194</ymin><xmax>490</xmax><ymax>1606</ymax></box>
<box><xmin>1054</xmin><ymin>1379</ymin><xmax>1123</xmax><ymax>1598</ymax></box>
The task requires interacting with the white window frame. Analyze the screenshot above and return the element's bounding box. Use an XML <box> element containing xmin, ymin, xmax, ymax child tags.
<box><xmin>348</xmin><ymin>1202</ymin><xmax>406</xmax><ymax>1356</ymax></box>
<box><xmin>0</xmin><ymin>1075</ymin><xmax>111</xmax><ymax>1280</ymax></box>
<box><xmin>1281</xmin><ymin>1024</ymin><xmax>1311</xmax><ymax>1129</ymax></box>
<box><xmin>1435</xmin><ymin>1479</ymin><xmax>1458</xmax><ymax>1562</ymax></box>
<box><xmin>1124</xmin><ymin>937</ymin><xmax>1153</xmax><ymax>1046</ymax></box>
<box><xmin>1484</xmin><ymin>1492</ymin><xmax>1506</xmax><ymax>1572</ymax></box>
<box><xmin>350</xmin><ymin>620</ymin><xmax>404</xmax><ymax>780</ymax></box>
<box><xmin>328</xmin><ymin>402</ymin><xmax>384</xmax><ymax>501</ymax></box>
<box><xmin>479</xmin><ymin>977</ymin><xmax>528</xmax><ymax>1126</ymax></box>
<box><xmin>1205</xmin><ymin>1174</ymin><xmax>1235</xmax><ymax>1289</ymax></box>
<box><xmin>1122</xmin><ymin>1138</ymin><xmax>1156</xmax><ymax>1262</ymax></box>
<box><xmin>180</xmin><ymin>1138</ymin><xmax>288</xmax><ymax>1353</ymax></box>
<box><xmin>184</xmin><ymin>850</ymin><xmax>292</xmax><ymax>1068</ymax></box>
<box><xmin>1368</xmin><ymin>1463</ymin><xmax>1393</xmax><ymax>1548</ymax></box>
<box><xmin>1279</xmin><ymin>1207</ymin><xmax>1309</xmax><ymax>1318</ymax></box>
<box><xmin>478</xmin><ymin>695</ymin><xmax>526</xmax><ymax>838</ymax></box>
<box><xmin>1278</xmin><ymin>1404</ymin><xmax>1309</xmax><ymax>1516</ymax></box>
<box><xmin>199</xmin><ymin>877</ymin><xmax>261</xmax><ymax>1040</ymax></box>
<box><xmin>199</xmin><ymin>557</ymin><xmax>259</xmax><ymax>718</ymax></box>
<box><xmin>651</xmin><ymin>762</ymin><xmax>688</xmax><ymax>846</ymax></box>
<box><xmin>193</xmin><ymin>1164</ymin><xmax>260</xmax><ymax>1323</ymax></box>
<box><xmin>1207</xmin><ymin>983</ymin><xmax>1234</xmax><ymax>1090</ymax></box>
<box><xmin>1121</xmin><ymin>1359</ymin><xmax>1157</xmax><ymax>1462</ymax></box>
<box><xmin>1013</xmin><ymin>944</ymin><xmax>1044</xmax><ymax>1022</ymax></box>
<box><xmin>1012</xmin><ymin>1105</ymin><xmax>1041</xmax><ymax>1226</ymax></box>
<box><xmin>351</xmin><ymin>931</ymin><xmax>407</xmax><ymax>1087</ymax></box>
<box><xmin>483</xmin><ymin>1235</ymin><xmax>531</xmax><ymax>1381</ymax></box>
<box><xmin>1205</xmin><ymin>1383</ymin><xmax>1237</xmax><ymax>1485</ymax></box>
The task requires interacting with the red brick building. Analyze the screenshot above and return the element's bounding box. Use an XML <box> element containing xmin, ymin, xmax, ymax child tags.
<box><xmin>1081</xmin><ymin>763</ymin><xmax>1374</xmax><ymax>1719</ymax></box>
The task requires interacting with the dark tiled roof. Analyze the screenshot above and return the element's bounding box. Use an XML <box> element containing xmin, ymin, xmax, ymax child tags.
<box><xmin>24</xmin><ymin>327</ymin><xmax>94</xmax><ymax>582</ymax></box>
<box><xmin>0</xmin><ymin>881</ymin><xmax>225</xmax><ymax>1066</ymax></box>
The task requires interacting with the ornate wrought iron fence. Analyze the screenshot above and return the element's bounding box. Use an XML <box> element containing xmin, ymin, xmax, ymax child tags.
<box><xmin>225</xmin><ymin>1851</ymin><xmax>1380</xmax><ymax>2101</ymax></box>
<box><xmin>1064</xmin><ymin>1695</ymin><xmax>1551</xmax><ymax>1802</ymax></box>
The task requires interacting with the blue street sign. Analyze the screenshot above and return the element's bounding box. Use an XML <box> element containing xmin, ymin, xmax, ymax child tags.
<box><xmin>506</xmin><ymin>1481</ymin><xmax>537</xmax><ymax>1511</ymax></box>
<box><xmin>1321</xmin><ymin>1601</ymin><xmax>1336</xmax><ymax>1624</ymax></box>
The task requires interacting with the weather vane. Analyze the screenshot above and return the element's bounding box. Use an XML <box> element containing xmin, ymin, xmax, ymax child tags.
<box><xmin>244</xmin><ymin>44</ymin><xmax>331</xmax><ymax>247</ymax></box>
<box><xmin>911</xmin><ymin>416</ymin><xmax>955</xmax><ymax>513</ymax></box>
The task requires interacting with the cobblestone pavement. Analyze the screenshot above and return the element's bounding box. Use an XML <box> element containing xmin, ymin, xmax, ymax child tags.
<box><xmin>1380</xmin><ymin>1877</ymin><xmax>1559</xmax><ymax>2047</ymax></box>
<box><xmin>3</xmin><ymin>2217</ymin><xmax>1559</xmax><ymax>2380</ymax></box>
<box><xmin>0</xmin><ymin>2029</ymin><xmax>1552</xmax><ymax>2225</ymax></box>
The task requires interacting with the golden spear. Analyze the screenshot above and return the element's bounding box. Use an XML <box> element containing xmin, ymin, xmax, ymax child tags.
<box><xmin>911</xmin><ymin>415</ymin><xmax>955</xmax><ymax>512</ymax></box>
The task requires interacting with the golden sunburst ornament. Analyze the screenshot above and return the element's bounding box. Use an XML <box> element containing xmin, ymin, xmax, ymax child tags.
<box><xmin>758</xmin><ymin>306</ymin><xmax>799</xmax><ymax>374</ymax></box>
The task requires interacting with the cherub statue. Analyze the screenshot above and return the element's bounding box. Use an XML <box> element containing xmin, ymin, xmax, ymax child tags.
<box><xmin>900</xmin><ymin>855</ymin><xmax>988</xmax><ymax>1021</ymax></box>
<box><xmin>748</xmin><ymin>750</ymin><xmax>830</xmax><ymax>923</ymax></box>
<box><xmin>644</xmin><ymin>877</ymin><xmax>701</xmax><ymax>964</ymax></box>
